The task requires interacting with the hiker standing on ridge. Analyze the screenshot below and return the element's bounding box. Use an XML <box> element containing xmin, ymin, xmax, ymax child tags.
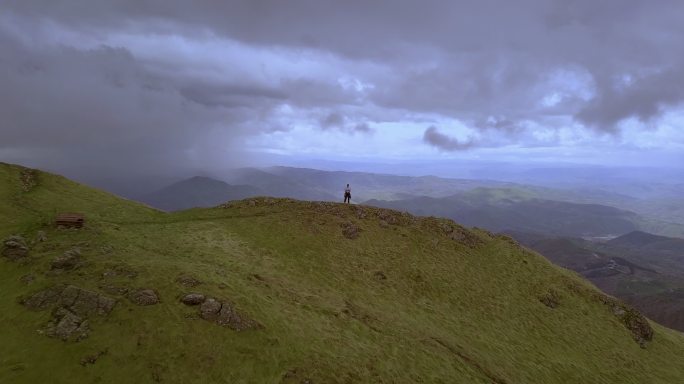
<box><xmin>344</xmin><ymin>184</ymin><xmax>352</xmax><ymax>204</ymax></box>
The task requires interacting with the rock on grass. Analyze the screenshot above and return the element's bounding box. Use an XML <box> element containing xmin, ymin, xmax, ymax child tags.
<box><xmin>51</xmin><ymin>248</ymin><xmax>82</xmax><ymax>270</ymax></box>
<box><xmin>341</xmin><ymin>222</ymin><xmax>361</xmax><ymax>240</ymax></box>
<box><xmin>199</xmin><ymin>298</ymin><xmax>260</xmax><ymax>331</ymax></box>
<box><xmin>22</xmin><ymin>285</ymin><xmax>116</xmax><ymax>341</ymax></box>
<box><xmin>181</xmin><ymin>293</ymin><xmax>206</xmax><ymax>306</ymax></box>
<box><xmin>2</xmin><ymin>235</ymin><xmax>29</xmax><ymax>261</ymax></box>
<box><xmin>129</xmin><ymin>289</ymin><xmax>160</xmax><ymax>306</ymax></box>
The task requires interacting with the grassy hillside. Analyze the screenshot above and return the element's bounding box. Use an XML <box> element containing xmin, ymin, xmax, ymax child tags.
<box><xmin>509</xmin><ymin>230</ymin><xmax>684</xmax><ymax>333</ymax></box>
<box><xmin>3</xmin><ymin>162</ymin><xmax>684</xmax><ymax>383</ymax></box>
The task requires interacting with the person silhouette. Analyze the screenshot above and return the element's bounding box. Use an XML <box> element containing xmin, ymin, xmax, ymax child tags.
<box><xmin>344</xmin><ymin>184</ymin><xmax>351</xmax><ymax>203</ymax></box>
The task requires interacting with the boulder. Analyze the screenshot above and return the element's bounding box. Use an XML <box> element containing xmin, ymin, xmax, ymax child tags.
<box><xmin>176</xmin><ymin>274</ymin><xmax>202</xmax><ymax>287</ymax></box>
<box><xmin>341</xmin><ymin>222</ymin><xmax>361</xmax><ymax>240</ymax></box>
<box><xmin>129</xmin><ymin>289</ymin><xmax>160</xmax><ymax>306</ymax></box>
<box><xmin>199</xmin><ymin>298</ymin><xmax>222</xmax><ymax>320</ymax></box>
<box><xmin>181</xmin><ymin>293</ymin><xmax>206</xmax><ymax>306</ymax></box>
<box><xmin>215</xmin><ymin>303</ymin><xmax>259</xmax><ymax>331</ymax></box>
<box><xmin>2</xmin><ymin>235</ymin><xmax>29</xmax><ymax>261</ymax></box>
<box><xmin>51</xmin><ymin>248</ymin><xmax>82</xmax><ymax>270</ymax></box>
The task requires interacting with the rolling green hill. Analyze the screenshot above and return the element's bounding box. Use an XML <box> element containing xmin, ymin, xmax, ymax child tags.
<box><xmin>140</xmin><ymin>176</ymin><xmax>262</xmax><ymax>211</ymax></box>
<box><xmin>3</xmin><ymin>162</ymin><xmax>684</xmax><ymax>383</ymax></box>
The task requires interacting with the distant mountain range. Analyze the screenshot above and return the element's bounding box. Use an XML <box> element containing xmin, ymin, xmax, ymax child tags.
<box><xmin>366</xmin><ymin>188</ymin><xmax>646</xmax><ymax>238</ymax></box>
<box><xmin>138</xmin><ymin>167</ymin><xmax>684</xmax><ymax>240</ymax></box>
<box><xmin>140</xmin><ymin>176</ymin><xmax>261</xmax><ymax>211</ymax></box>
<box><xmin>141</xmin><ymin>167</ymin><xmax>516</xmax><ymax>211</ymax></box>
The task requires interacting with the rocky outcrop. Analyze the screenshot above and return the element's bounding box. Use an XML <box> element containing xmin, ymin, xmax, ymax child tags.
<box><xmin>199</xmin><ymin>297</ymin><xmax>260</xmax><ymax>331</ymax></box>
<box><xmin>22</xmin><ymin>285</ymin><xmax>116</xmax><ymax>341</ymax></box>
<box><xmin>598</xmin><ymin>294</ymin><xmax>654</xmax><ymax>348</ymax></box>
<box><xmin>2</xmin><ymin>235</ymin><xmax>29</xmax><ymax>261</ymax></box>
<box><xmin>20</xmin><ymin>168</ymin><xmax>38</xmax><ymax>192</ymax></box>
<box><xmin>51</xmin><ymin>248</ymin><xmax>82</xmax><ymax>270</ymax></box>
<box><xmin>45</xmin><ymin>308</ymin><xmax>90</xmax><ymax>341</ymax></box>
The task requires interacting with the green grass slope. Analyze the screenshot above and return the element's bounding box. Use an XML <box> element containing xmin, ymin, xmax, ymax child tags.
<box><xmin>2</xmin><ymin>163</ymin><xmax>684</xmax><ymax>383</ymax></box>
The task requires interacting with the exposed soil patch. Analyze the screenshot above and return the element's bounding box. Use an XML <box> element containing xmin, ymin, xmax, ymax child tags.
<box><xmin>338</xmin><ymin>300</ymin><xmax>381</xmax><ymax>332</ymax></box>
<box><xmin>341</xmin><ymin>222</ymin><xmax>361</xmax><ymax>240</ymax></box>
<box><xmin>20</xmin><ymin>274</ymin><xmax>36</xmax><ymax>285</ymax></box>
<box><xmin>2</xmin><ymin>235</ymin><xmax>29</xmax><ymax>261</ymax></box>
<box><xmin>176</xmin><ymin>274</ymin><xmax>202</xmax><ymax>287</ymax></box>
<box><xmin>99</xmin><ymin>284</ymin><xmax>130</xmax><ymax>296</ymax></box>
<box><xmin>23</xmin><ymin>285</ymin><xmax>116</xmax><ymax>341</ymax></box>
<box><xmin>429</xmin><ymin>337</ymin><xmax>508</xmax><ymax>384</ymax></box>
<box><xmin>199</xmin><ymin>297</ymin><xmax>260</xmax><ymax>331</ymax></box>
<box><xmin>80</xmin><ymin>349</ymin><xmax>108</xmax><ymax>366</ymax></box>
<box><xmin>128</xmin><ymin>289</ymin><xmax>160</xmax><ymax>306</ymax></box>
<box><xmin>102</xmin><ymin>264</ymin><xmax>138</xmax><ymax>279</ymax></box>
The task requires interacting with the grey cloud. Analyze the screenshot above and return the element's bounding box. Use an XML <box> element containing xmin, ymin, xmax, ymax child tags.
<box><xmin>353</xmin><ymin>122</ymin><xmax>371</xmax><ymax>133</ymax></box>
<box><xmin>423</xmin><ymin>126</ymin><xmax>474</xmax><ymax>151</ymax></box>
<box><xmin>320</xmin><ymin>112</ymin><xmax>372</xmax><ymax>134</ymax></box>
<box><xmin>0</xmin><ymin>30</ymin><xmax>286</xmax><ymax>179</ymax></box>
<box><xmin>475</xmin><ymin>117</ymin><xmax>524</xmax><ymax>135</ymax></box>
<box><xmin>577</xmin><ymin>67</ymin><xmax>684</xmax><ymax>130</ymax></box>
<box><xmin>321</xmin><ymin>112</ymin><xmax>345</xmax><ymax>129</ymax></box>
<box><xmin>2</xmin><ymin>0</ymin><xmax>684</xmax><ymax>177</ymax></box>
<box><xmin>179</xmin><ymin>83</ymin><xmax>287</xmax><ymax>108</ymax></box>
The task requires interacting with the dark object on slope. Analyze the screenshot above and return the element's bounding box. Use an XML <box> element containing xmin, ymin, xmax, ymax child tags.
<box><xmin>51</xmin><ymin>248</ymin><xmax>83</xmax><ymax>270</ymax></box>
<box><xmin>56</xmin><ymin>213</ymin><xmax>85</xmax><ymax>228</ymax></box>
<box><xmin>199</xmin><ymin>297</ymin><xmax>260</xmax><ymax>331</ymax></box>
<box><xmin>2</xmin><ymin>235</ymin><xmax>29</xmax><ymax>261</ymax></box>
<box><xmin>129</xmin><ymin>289</ymin><xmax>160</xmax><ymax>306</ymax></box>
<box><xmin>22</xmin><ymin>284</ymin><xmax>116</xmax><ymax>342</ymax></box>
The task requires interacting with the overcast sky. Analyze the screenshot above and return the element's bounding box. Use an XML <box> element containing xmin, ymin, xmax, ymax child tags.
<box><xmin>1</xmin><ymin>0</ymin><xmax>684</xmax><ymax>181</ymax></box>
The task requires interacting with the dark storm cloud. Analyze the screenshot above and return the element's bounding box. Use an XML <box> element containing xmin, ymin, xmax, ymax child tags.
<box><xmin>320</xmin><ymin>112</ymin><xmax>373</xmax><ymax>134</ymax></box>
<box><xmin>1</xmin><ymin>0</ymin><xmax>684</xmax><ymax>177</ymax></box>
<box><xmin>423</xmin><ymin>126</ymin><xmax>474</xmax><ymax>151</ymax></box>
<box><xmin>0</xmin><ymin>28</ymin><xmax>293</xmax><ymax>177</ymax></box>
<box><xmin>577</xmin><ymin>66</ymin><xmax>684</xmax><ymax>130</ymax></box>
<box><xmin>179</xmin><ymin>83</ymin><xmax>287</xmax><ymax>109</ymax></box>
